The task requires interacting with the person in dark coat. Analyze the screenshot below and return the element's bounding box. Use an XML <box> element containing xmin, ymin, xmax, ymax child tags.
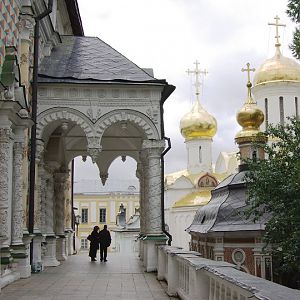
<box><xmin>99</xmin><ymin>225</ymin><xmax>111</xmax><ymax>262</ymax></box>
<box><xmin>87</xmin><ymin>226</ymin><xmax>100</xmax><ymax>261</ymax></box>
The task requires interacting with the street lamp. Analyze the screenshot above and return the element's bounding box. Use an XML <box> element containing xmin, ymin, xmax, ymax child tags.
<box><xmin>75</xmin><ymin>215</ymin><xmax>81</xmax><ymax>237</ymax></box>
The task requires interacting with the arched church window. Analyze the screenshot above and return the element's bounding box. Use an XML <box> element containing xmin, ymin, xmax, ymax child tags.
<box><xmin>252</xmin><ymin>150</ymin><xmax>257</xmax><ymax>162</ymax></box>
<box><xmin>199</xmin><ymin>146</ymin><xmax>202</xmax><ymax>163</ymax></box>
<box><xmin>295</xmin><ymin>97</ymin><xmax>299</xmax><ymax>119</ymax></box>
<box><xmin>279</xmin><ymin>96</ymin><xmax>284</xmax><ymax>125</ymax></box>
<box><xmin>264</xmin><ymin>98</ymin><xmax>268</xmax><ymax>130</ymax></box>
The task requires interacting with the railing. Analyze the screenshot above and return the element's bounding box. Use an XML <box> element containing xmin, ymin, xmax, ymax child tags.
<box><xmin>157</xmin><ymin>245</ymin><xmax>300</xmax><ymax>300</ymax></box>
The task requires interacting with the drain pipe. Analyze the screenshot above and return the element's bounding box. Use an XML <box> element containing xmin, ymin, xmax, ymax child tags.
<box><xmin>29</xmin><ymin>0</ymin><xmax>53</xmax><ymax>264</ymax></box>
<box><xmin>160</xmin><ymin>99</ymin><xmax>172</xmax><ymax>246</ymax></box>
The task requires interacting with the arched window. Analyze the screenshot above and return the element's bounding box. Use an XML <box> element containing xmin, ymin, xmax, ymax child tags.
<box><xmin>252</xmin><ymin>150</ymin><xmax>257</xmax><ymax>162</ymax></box>
<box><xmin>199</xmin><ymin>146</ymin><xmax>202</xmax><ymax>163</ymax></box>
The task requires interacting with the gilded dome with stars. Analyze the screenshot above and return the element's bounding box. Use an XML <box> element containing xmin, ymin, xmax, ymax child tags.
<box><xmin>180</xmin><ymin>101</ymin><xmax>217</xmax><ymax>140</ymax></box>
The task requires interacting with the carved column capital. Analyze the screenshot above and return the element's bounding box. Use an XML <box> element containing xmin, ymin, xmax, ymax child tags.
<box><xmin>142</xmin><ymin>139</ymin><xmax>165</xmax><ymax>158</ymax></box>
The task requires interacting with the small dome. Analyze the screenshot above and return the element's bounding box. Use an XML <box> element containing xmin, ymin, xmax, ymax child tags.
<box><xmin>236</xmin><ymin>83</ymin><xmax>264</xmax><ymax>139</ymax></box>
<box><xmin>254</xmin><ymin>47</ymin><xmax>300</xmax><ymax>85</ymax></box>
<box><xmin>180</xmin><ymin>101</ymin><xmax>217</xmax><ymax>140</ymax></box>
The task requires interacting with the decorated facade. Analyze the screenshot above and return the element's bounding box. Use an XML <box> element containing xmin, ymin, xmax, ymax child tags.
<box><xmin>165</xmin><ymin>62</ymin><xmax>238</xmax><ymax>249</ymax></box>
<box><xmin>0</xmin><ymin>0</ymin><xmax>174</xmax><ymax>290</ymax></box>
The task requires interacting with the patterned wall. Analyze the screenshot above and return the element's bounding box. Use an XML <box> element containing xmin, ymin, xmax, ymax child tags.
<box><xmin>0</xmin><ymin>0</ymin><xmax>20</xmax><ymax>70</ymax></box>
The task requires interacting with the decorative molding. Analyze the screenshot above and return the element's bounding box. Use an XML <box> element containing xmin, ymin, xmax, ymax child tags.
<box><xmin>96</xmin><ymin>110</ymin><xmax>160</xmax><ymax>140</ymax></box>
<box><xmin>36</xmin><ymin>108</ymin><xmax>95</xmax><ymax>141</ymax></box>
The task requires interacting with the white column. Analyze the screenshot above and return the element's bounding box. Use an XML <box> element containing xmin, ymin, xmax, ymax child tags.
<box><xmin>141</xmin><ymin>140</ymin><xmax>167</xmax><ymax>272</ymax></box>
<box><xmin>54</xmin><ymin>172</ymin><xmax>68</xmax><ymax>261</ymax></box>
<box><xmin>142</xmin><ymin>140</ymin><xmax>164</xmax><ymax>235</ymax></box>
<box><xmin>31</xmin><ymin>141</ymin><xmax>45</xmax><ymax>272</ymax></box>
<box><xmin>0</xmin><ymin>127</ymin><xmax>12</xmax><ymax>247</ymax></box>
<box><xmin>11</xmin><ymin>138</ymin><xmax>24</xmax><ymax>245</ymax></box>
<box><xmin>43</xmin><ymin>162</ymin><xmax>60</xmax><ymax>266</ymax></box>
<box><xmin>136</xmin><ymin>163</ymin><xmax>145</xmax><ymax>261</ymax></box>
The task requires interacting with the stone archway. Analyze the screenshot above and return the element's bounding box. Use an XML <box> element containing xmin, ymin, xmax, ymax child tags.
<box><xmin>36</xmin><ymin>107</ymin><xmax>95</xmax><ymax>143</ymax></box>
<box><xmin>95</xmin><ymin>109</ymin><xmax>160</xmax><ymax>141</ymax></box>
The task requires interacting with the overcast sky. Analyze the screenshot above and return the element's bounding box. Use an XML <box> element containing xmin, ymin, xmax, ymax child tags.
<box><xmin>74</xmin><ymin>0</ymin><xmax>295</xmax><ymax>184</ymax></box>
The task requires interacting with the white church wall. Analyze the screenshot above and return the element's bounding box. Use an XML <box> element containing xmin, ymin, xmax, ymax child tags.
<box><xmin>186</xmin><ymin>139</ymin><xmax>212</xmax><ymax>174</ymax></box>
<box><xmin>169</xmin><ymin>208</ymin><xmax>198</xmax><ymax>250</ymax></box>
<box><xmin>253</xmin><ymin>83</ymin><xmax>300</xmax><ymax>129</ymax></box>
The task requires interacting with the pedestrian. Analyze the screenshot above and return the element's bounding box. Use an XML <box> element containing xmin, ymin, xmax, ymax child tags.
<box><xmin>99</xmin><ymin>225</ymin><xmax>111</xmax><ymax>262</ymax></box>
<box><xmin>87</xmin><ymin>226</ymin><xmax>100</xmax><ymax>261</ymax></box>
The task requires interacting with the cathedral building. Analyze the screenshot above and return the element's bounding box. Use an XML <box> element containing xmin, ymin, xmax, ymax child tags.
<box><xmin>165</xmin><ymin>62</ymin><xmax>238</xmax><ymax>249</ymax></box>
<box><xmin>188</xmin><ymin>63</ymin><xmax>271</xmax><ymax>279</ymax></box>
<box><xmin>188</xmin><ymin>16</ymin><xmax>300</xmax><ymax>281</ymax></box>
<box><xmin>252</xmin><ymin>16</ymin><xmax>300</xmax><ymax>127</ymax></box>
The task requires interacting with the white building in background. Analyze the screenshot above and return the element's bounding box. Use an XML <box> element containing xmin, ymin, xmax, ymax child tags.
<box><xmin>252</xmin><ymin>16</ymin><xmax>300</xmax><ymax>128</ymax></box>
<box><xmin>165</xmin><ymin>61</ymin><xmax>238</xmax><ymax>250</ymax></box>
<box><xmin>73</xmin><ymin>179</ymin><xmax>139</xmax><ymax>252</ymax></box>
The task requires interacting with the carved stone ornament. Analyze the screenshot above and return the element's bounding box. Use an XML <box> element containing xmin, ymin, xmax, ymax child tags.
<box><xmin>87</xmin><ymin>107</ymin><xmax>102</xmax><ymax>122</ymax></box>
<box><xmin>100</xmin><ymin>173</ymin><xmax>108</xmax><ymax>186</ymax></box>
<box><xmin>88</xmin><ymin>147</ymin><xmax>102</xmax><ymax>163</ymax></box>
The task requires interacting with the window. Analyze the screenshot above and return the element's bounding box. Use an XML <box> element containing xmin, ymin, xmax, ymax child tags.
<box><xmin>295</xmin><ymin>97</ymin><xmax>298</xmax><ymax>119</ymax></box>
<box><xmin>81</xmin><ymin>208</ymin><xmax>88</xmax><ymax>223</ymax></box>
<box><xmin>252</xmin><ymin>150</ymin><xmax>257</xmax><ymax>162</ymax></box>
<box><xmin>279</xmin><ymin>96</ymin><xmax>284</xmax><ymax>125</ymax></box>
<box><xmin>264</xmin><ymin>98</ymin><xmax>268</xmax><ymax>130</ymax></box>
<box><xmin>81</xmin><ymin>239</ymin><xmax>88</xmax><ymax>249</ymax></box>
<box><xmin>199</xmin><ymin>146</ymin><xmax>202</xmax><ymax>163</ymax></box>
<box><xmin>99</xmin><ymin>208</ymin><xmax>106</xmax><ymax>223</ymax></box>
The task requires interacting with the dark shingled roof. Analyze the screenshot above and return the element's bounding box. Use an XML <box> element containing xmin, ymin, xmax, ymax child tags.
<box><xmin>187</xmin><ymin>171</ymin><xmax>271</xmax><ymax>234</ymax></box>
<box><xmin>39</xmin><ymin>36</ymin><xmax>167</xmax><ymax>84</ymax></box>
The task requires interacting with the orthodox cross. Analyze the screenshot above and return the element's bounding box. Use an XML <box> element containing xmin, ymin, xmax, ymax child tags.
<box><xmin>268</xmin><ymin>15</ymin><xmax>286</xmax><ymax>46</ymax></box>
<box><xmin>241</xmin><ymin>62</ymin><xmax>255</xmax><ymax>83</ymax></box>
<box><xmin>186</xmin><ymin>60</ymin><xmax>208</xmax><ymax>102</ymax></box>
<box><xmin>241</xmin><ymin>62</ymin><xmax>255</xmax><ymax>101</ymax></box>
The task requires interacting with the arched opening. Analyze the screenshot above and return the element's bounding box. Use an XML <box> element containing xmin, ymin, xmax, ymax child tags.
<box><xmin>73</xmin><ymin>155</ymin><xmax>140</xmax><ymax>257</ymax></box>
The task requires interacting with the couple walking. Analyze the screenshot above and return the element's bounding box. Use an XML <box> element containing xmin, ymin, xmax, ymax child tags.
<box><xmin>88</xmin><ymin>225</ymin><xmax>111</xmax><ymax>262</ymax></box>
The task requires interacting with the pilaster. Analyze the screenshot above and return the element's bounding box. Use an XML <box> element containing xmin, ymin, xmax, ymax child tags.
<box><xmin>0</xmin><ymin>127</ymin><xmax>13</xmax><ymax>247</ymax></box>
<box><xmin>11</xmin><ymin>137</ymin><xmax>25</xmax><ymax>245</ymax></box>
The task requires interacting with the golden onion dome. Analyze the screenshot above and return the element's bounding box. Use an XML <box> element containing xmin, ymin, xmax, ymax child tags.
<box><xmin>180</xmin><ymin>101</ymin><xmax>217</xmax><ymax>140</ymax></box>
<box><xmin>253</xmin><ymin>47</ymin><xmax>300</xmax><ymax>85</ymax></box>
<box><xmin>236</xmin><ymin>80</ymin><xmax>264</xmax><ymax>139</ymax></box>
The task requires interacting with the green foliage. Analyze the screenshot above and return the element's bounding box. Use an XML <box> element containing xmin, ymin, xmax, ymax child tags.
<box><xmin>287</xmin><ymin>0</ymin><xmax>300</xmax><ymax>59</ymax></box>
<box><xmin>290</xmin><ymin>27</ymin><xmax>300</xmax><ymax>60</ymax></box>
<box><xmin>287</xmin><ymin>0</ymin><xmax>300</xmax><ymax>23</ymax></box>
<box><xmin>244</xmin><ymin>118</ymin><xmax>300</xmax><ymax>272</ymax></box>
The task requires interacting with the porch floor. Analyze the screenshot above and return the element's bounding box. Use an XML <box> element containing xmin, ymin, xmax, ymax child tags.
<box><xmin>0</xmin><ymin>252</ymin><xmax>177</xmax><ymax>300</ymax></box>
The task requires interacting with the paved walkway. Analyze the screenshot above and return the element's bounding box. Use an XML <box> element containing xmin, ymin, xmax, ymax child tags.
<box><xmin>0</xmin><ymin>252</ymin><xmax>177</xmax><ymax>300</ymax></box>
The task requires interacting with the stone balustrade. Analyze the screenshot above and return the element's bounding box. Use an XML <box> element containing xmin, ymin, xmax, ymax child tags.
<box><xmin>157</xmin><ymin>245</ymin><xmax>300</xmax><ymax>300</ymax></box>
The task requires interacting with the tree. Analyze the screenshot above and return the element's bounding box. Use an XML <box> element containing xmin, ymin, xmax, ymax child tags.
<box><xmin>287</xmin><ymin>0</ymin><xmax>300</xmax><ymax>59</ymax></box>
<box><xmin>244</xmin><ymin>118</ymin><xmax>300</xmax><ymax>281</ymax></box>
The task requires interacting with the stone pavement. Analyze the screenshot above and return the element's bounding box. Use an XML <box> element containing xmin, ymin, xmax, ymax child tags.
<box><xmin>0</xmin><ymin>252</ymin><xmax>177</xmax><ymax>300</ymax></box>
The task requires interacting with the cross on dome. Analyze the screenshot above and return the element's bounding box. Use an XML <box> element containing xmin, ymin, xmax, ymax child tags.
<box><xmin>242</xmin><ymin>62</ymin><xmax>255</xmax><ymax>83</ymax></box>
<box><xmin>268</xmin><ymin>15</ymin><xmax>286</xmax><ymax>47</ymax></box>
<box><xmin>186</xmin><ymin>60</ymin><xmax>208</xmax><ymax>102</ymax></box>
<box><xmin>241</xmin><ymin>62</ymin><xmax>255</xmax><ymax>102</ymax></box>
